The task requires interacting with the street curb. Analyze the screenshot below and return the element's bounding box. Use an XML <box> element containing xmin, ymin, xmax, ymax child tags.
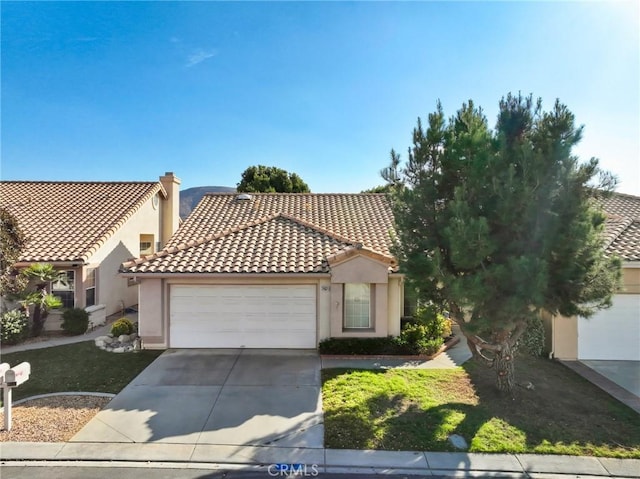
<box><xmin>1</xmin><ymin>445</ymin><xmax>639</xmax><ymax>478</ymax></box>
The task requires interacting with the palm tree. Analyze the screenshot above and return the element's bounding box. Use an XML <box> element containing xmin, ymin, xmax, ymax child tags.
<box><xmin>20</xmin><ymin>263</ymin><xmax>62</xmax><ymax>336</ymax></box>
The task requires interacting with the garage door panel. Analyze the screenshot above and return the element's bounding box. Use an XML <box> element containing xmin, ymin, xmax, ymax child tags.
<box><xmin>170</xmin><ymin>285</ymin><xmax>317</xmax><ymax>348</ymax></box>
<box><xmin>578</xmin><ymin>294</ymin><xmax>640</xmax><ymax>361</ymax></box>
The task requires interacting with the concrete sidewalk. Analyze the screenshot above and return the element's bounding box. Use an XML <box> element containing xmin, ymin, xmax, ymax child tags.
<box><xmin>1</xmin><ymin>442</ymin><xmax>639</xmax><ymax>477</ymax></box>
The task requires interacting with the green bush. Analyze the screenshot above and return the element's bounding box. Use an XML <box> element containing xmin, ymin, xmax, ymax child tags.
<box><xmin>1</xmin><ymin>309</ymin><xmax>29</xmax><ymax>344</ymax></box>
<box><xmin>319</xmin><ymin>336</ymin><xmax>400</xmax><ymax>355</ymax></box>
<box><xmin>61</xmin><ymin>308</ymin><xmax>89</xmax><ymax>335</ymax></box>
<box><xmin>413</xmin><ymin>305</ymin><xmax>452</xmax><ymax>339</ymax></box>
<box><xmin>110</xmin><ymin>317</ymin><xmax>134</xmax><ymax>337</ymax></box>
<box><xmin>517</xmin><ymin>315</ymin><xmax>546</xmax><ymax>357</ymax></box>
<box><xmin>398</xmin><ymin>323</ymin><xmax>444</xmax><ymax>355</ymax></box>
<box><xmin>319</xmin><ymin>324</ymin><xmax>446</xmax><ymax>356</ymax></box>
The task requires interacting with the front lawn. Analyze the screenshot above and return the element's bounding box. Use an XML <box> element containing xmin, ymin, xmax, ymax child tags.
<box><xmin>323</xmin><ymin>355</ymin><xmax>640</xmax><ymax>458</ymax></box>
<box><xmin>0</xmin><ymin>341</ymin><xmax>163</xmax><ymax>401</ymax></box>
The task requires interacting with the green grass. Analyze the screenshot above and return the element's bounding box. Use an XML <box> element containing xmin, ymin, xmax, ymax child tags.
<box><xmin>0</xmin><ymin>341</ymin><xmax>163</xmax><ymax>401</ymax></box>
<box><xmin>323</xmin><ymin>355</ymin><xmax>640</xmax><ymax>458</ymax></box>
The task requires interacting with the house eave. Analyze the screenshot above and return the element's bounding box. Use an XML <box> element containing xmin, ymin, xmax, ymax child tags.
<box><xmin>15</xmin><ymin>260</ymin><xmax>88</xmax><ymax>268</ymax></box>
<box><xmin>119</xmin><ymin>272</ymin><xmax>333</xmax><ymax>279</ymax></box>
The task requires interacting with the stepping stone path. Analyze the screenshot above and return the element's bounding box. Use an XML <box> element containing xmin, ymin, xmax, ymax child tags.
<box><xmin>94</xmin><ymin>333</ymin><xmax>141</xmax><ymax>353</ymax></box>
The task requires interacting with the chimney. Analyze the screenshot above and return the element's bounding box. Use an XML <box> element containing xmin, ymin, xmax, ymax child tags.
<box><xmin>159</xmin><ymin>172</ymin><xmax>181</xmax><ymax>246</ymax></box>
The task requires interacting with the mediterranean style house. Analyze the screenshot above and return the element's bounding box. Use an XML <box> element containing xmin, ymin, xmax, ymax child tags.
<box><xmin>0</xmin><ymin>173</ymin><xmax>181</xmax><ymax>329</ymax></box>
<box><xmin>120</xmin><ymin>193</ymin><xmax>404</xmax><ymax>349</ymax></box>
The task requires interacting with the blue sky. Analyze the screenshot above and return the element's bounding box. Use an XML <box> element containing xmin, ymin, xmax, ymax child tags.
<box><xmin>2</xmin><ymin>1</ymin><xmax>639</xmax><ymax>195</ymax></box>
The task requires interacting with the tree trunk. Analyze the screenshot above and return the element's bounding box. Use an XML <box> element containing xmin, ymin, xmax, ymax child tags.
<box><xmin>30</xmin><ymin>284</ymin><xmax>47</xmax><ymax>337</ymax></box>
<box><xmin>494</xmin><ymin>340</ymin><xmax>515</xmax><ymax>395</ymax></box>
<box><xmin>31</xmin><ymin>304</ymin><xmax>44</xmax><ymax>337</ymax></box>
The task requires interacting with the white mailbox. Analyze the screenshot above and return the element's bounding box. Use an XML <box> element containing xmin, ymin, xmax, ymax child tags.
<box><xmin>4</xmin><ymin>362</ymin><xmax>30</xmax><ymax>387</ymax></box>
<box><xmin>2</xmin><ymin>361</ymin><xmax>31</xmax><ymax>431</ymax></box>
<box><xmin>0</xmin><ymin>363</ymin><xmax>10</xmax><ymax>383</ymax></box>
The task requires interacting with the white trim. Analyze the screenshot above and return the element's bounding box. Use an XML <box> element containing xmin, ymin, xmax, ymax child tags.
<box><xmin>622</xmin><ymin>261</ymin><xmax>640</xmax><ymax>268</ymax></box>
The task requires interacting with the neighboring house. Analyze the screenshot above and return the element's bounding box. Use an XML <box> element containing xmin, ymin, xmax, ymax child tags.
<box><xmin>544</xmin><ymin>192</ymin><xmax>640</xmax><ymax>361</ymax></box>
<box><xmin>121</xmin><ymin>193</ymin><xmax>404</xmax><ymax>349</ymax></box>
<box><xmin>0</xmin><ymin>173</ymin><xmax>181</xmax><ymax>329</ymax></box>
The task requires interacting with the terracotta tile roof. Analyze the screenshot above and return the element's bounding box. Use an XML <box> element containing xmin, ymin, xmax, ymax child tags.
<box><xmin>598</xmin><ymin>192</ymin><xmax>640</xmax><ymax>262</ymax></box>
<box><xmin>122</xmin><ymin>193</ymin><xmax>396</xmax><ymax>274</ymax></box>
<box><xmin>0</xmin><ymin>181</ymin><xmax>165</xmax><ymax>263</ymax></box>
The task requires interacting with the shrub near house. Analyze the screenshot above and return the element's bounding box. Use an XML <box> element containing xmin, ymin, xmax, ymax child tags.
<box><xmin>61</xmin><ymin>308</ymin><xmax>90</xmax><ymax>336</ymax></box>
<box><xmin>319</xmin><ymin>306</ymin><xmax>451</xmax><ymax>356</ymax></box>
<box><xmin>0</xmin><ymin>309</ymin><xmax>29</xmax><ymax>344</ymax></box>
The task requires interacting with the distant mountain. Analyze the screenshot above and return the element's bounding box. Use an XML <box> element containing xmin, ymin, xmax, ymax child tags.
<box><xmin>180</xmin><ymin>186</ymin><xmax>236</xmax><ymax>219</ymax></box>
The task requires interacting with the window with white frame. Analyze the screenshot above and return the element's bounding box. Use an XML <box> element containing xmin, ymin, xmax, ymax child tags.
<box><xmin>344</xmin><ymin>283</ymin><xmax>372</xmax><ymax>329</ymax></box>
<box><xmin>85</xmin><ymin>268</ymin><xmax>97</xmax><ymax>307</ymax></box>
<box><xmin>51</xmin><ymin>270</ymin><xmax>75</xmax><ymax>309</ymax></box>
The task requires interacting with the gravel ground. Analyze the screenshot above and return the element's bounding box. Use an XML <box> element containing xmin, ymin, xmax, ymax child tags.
<box><xmin>0</xmin><ymin>395</ymin><xmax>111</xmax><ymax>442</ymax></box>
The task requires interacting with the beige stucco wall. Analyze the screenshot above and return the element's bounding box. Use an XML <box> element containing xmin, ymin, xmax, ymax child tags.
<box><xmin>549</xmin><ymin>264</ymin><xmax>639</xmax><ymax>360</ymax></box>
<box><xmin>621</xmin><ymin>267</ymin><xmax>640</xmax><ymax>294</ymax></box>
<box><xmin>318</xmin><ymin>279</ymin><xmax>332</xmax><ymax>341</ymax></box>
<box><xmin>160</xmin><ymin>173</ymin><xmax>181</xmax><ymax>246</ymax></box>
<box><xmin>138</xmin><ymin>278</ymin><xmax>166</xmax><ymax>348</ymax></box>
<box><xmin>387</xmin><ymin>277</ymin><xmax>403</xmax><ymax>337</ymax></box>
<box><xmin>551</xmin><ymin>314</ymin><xmax>578</xmax><ymax>360</ymax></box>
<box><xmin>330</xmin><ymin>255</ymin><xmax>389</xmax><ymax>284</ymax></box>
<box><xmin>86</xmin><ymin>197</ymin><xmax>162</xmax><ymax>316</ymax></box>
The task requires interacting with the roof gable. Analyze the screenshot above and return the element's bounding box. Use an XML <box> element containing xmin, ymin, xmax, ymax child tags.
<box><xmin>122</xmin><ymin>214</ymin><xmax>355</xmax><ymax>274</ymax></box>
<box><xmin>0</xmin><ymin>181</ymin><xmax>165</xmax><ymax>263</ymax></box>
<box><xmin>122</xmin><ymin>193</ymin><xmax>397</xmax><ymax>274</ymax></box>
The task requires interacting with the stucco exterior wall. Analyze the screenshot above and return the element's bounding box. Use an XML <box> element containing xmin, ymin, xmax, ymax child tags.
<box><xmin>86</xmin><ymin>197</ymin><xmax>162</xmax><ymax>316</ymax></box>
<box><xmin>138</xmin><ymin>278</ymin><xmax>165</xmax><ymax>349</ymax></box>
<box><xmin>551</xmin><ymin>314</ymin><xmax>578</xmax><ymax>360</ymax></box>
<box><xmin>318</xmin><ymin>279</ymin><xmax>332</xmax><ymax>341</ymax></box>
<box><xmin>387</xmin><ymin>277</ymin><xmax>402</xmax><ymax>337</ymax></box>
<box><xmin>621</xmin><ymin>267</ymin><xmax>640</xmax><ymax>294</ymax></box>
<box><xmin>330</xmin><ymin>255</ymin><xmax>389</xmax><ymax>284</ymax></box>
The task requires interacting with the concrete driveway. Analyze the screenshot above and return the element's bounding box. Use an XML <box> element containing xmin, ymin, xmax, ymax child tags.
<box><xmin>71</xmin><ymin>349</ymin><xmax>323</xmax><ymax>447</ymax></box>
<box><xmin>580</xmin><ymin>360</ymin><xmax>640</xmax><ymax>397</ymax></box>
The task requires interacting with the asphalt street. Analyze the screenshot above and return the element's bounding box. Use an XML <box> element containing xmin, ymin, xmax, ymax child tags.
<box><xmin>0</xmin><ymin>466</ymin><xmax>439</xmax><ymax>479</ymax></box>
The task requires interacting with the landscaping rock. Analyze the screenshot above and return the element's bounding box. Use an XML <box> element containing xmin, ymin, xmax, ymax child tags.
<box><xmin>448</xmin><ymin>434</ymin><xmax>468</xmax><ymax>450</ymax></box>
<box><xmin>93</xmin><ymin>333</ymin><xmax>140</xmax><ymax>353</ymax></box>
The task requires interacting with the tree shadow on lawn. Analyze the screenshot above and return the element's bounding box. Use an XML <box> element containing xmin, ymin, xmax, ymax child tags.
<box><xmin>323</xmin><ymin>356</ymin><xmax>640</xmax><ymax>457</ymax></box>
<box><xmin>459</xmin><ymin>355</ymin><xmax>640</xmax><ymax>456</ymax></box>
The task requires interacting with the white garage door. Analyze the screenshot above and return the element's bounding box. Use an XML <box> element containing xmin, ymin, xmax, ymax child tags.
<box><xmin>169</xmin><ymin>284</ymin><xmax>316</xmax><ymax>348</ymax></box>
<box><xmin>578</xmin><ymin>294</ymin><xmax>640</xmax><ymax>360</ymax></box>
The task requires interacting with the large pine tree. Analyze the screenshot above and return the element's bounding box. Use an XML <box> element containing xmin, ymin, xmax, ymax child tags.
<box><xmin>387</xmin><ymin>94</ymin><xmax>621</xmax><ymax>394</ymax></box>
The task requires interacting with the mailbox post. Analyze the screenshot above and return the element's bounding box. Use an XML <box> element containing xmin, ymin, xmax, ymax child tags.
<box><xmin>1</xmin><ymin>362</ymin><xmax>31</xmax><ymax>431</ymax></box>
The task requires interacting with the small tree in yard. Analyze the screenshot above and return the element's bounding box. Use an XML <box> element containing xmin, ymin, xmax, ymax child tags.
<box><xmin>19</xmin><ymin>263</ymin><xmax>62</xmax><ymax>337</ymax></box>
<box><xmin>386</xmin><ymin>93</ymin><xmax>621</xmax><ymax>395</ymax></box>
<box><xmin>0</xmin><ymin>207</ymin><xmax>28</xmax><ymax>302</ymax></box>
